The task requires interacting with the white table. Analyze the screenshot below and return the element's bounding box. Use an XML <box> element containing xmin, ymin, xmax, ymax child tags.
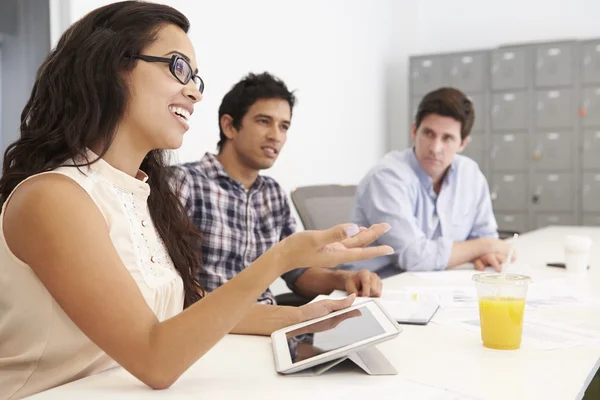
<box><xmin>29</xmin><ymin>227</ymin><xmax>600</xmax><ymax>400</ymax></box>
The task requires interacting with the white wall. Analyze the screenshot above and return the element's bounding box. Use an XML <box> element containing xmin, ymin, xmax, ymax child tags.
<box><xmin>66</xmin><ymin>0</ymin><xmax>412</xmax><ymax>198</ymax></box>
<box><xmin>415</xmin><ymin>0</ymin><xmax>600</xmax><ymax>54</ymax></box>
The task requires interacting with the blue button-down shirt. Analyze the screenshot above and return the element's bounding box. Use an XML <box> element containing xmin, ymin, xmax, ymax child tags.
<box><xmin>344</xmin><ymin>148</ymin><xmax>497</xmax><ymax>276</ymax></box>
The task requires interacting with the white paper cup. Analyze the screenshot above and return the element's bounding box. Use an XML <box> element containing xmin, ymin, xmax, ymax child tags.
<box><xmin>564</xmin><ymin>235</ymin><xmax>592</xmax><ymax>274</ymax></box>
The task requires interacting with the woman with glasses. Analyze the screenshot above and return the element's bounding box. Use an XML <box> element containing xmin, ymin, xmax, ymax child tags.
<box><xmin>0</xmin><ymin>2</ymin><xmax>392</xmax><ymax>398</ymax></box>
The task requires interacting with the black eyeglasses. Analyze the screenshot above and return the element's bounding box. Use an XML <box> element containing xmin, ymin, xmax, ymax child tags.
<box><xmin>133</xmin><ymin>54</ymin><xmax>204</xmax><ymax>94</ymax></box>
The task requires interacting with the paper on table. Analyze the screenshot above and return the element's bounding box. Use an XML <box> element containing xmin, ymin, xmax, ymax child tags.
<box><xmin>399</xmin><ymin>286</ymin><xmax>478</xmax><ymax>309</ymax></box>
<box><xmin>410</xmin><ymin>269</ymin><xmax>482</xmax><ymax>283</ymax></box>
<box><xmin>315</xmin><ymin>290</ymin><xmax>439</xmax><ymax>323</ymax></box>
<box><xmin>455</xmin><ymin>316</ymin><xmax>600</xmax><ymax>350</ymax></box>
<box><xmin>526</xmin><ymin>280</ymin><xmax>600</xmax><ymax>308</ymax></box>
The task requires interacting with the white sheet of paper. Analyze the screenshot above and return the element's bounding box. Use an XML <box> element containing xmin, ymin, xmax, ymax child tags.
<box><xmin>454</xmin><ymin>316</ymin><xmax>600</xmax><ymax>350</ymax></box>
<box><xmin>410</xmin><ymin>263</ymin><xmax>537</xmax><ymax>284</ymax></box>
<box><xmin>316</xmin><ymin>290</ymin><xmax>439</xmax><ymax>323</ymax></box>
<box><xmin>410</xmin><ymin>269</ymin><xmax>482</xmax><ymax>283</ymax></box>
<box><xmin>525</xmin><ymin>280</ymin><xmax>600</xmax><ymax>308</ymax></box>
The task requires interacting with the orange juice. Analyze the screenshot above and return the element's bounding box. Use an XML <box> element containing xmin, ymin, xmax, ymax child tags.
<box><xmin>478</xmin><ymin>296</ymin><xmax>525</xmax><ymax>350</ymax></box>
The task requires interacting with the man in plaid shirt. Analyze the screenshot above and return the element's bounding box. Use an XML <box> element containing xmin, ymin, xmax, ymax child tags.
<box><xmin>172</xmin><ymin>73</ymin><xmax>382</xmax><ymax>332</ymax></box>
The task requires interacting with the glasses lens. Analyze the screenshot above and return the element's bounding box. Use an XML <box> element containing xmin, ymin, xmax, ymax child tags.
<box><xmin>173</xmin><ymin>56</ymin><xmax>191</xmax><ymax>84</ymax></box>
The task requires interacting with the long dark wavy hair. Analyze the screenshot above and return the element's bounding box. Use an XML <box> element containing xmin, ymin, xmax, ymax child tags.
<box><xmin>0</xmin><ymin>1</ymin><xmax>205</xmax><ymax>307</ymax></box>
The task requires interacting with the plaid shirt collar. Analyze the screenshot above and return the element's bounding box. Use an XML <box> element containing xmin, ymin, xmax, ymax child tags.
<box><xmin>199</xmin><ymin>152</ymin><xmax>265</xmax><ymax>193</ymax></box>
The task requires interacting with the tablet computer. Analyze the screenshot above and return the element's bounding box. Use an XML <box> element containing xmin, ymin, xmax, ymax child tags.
<box><xmin>314</xmin><ymin>291</ymin><xmax>439</xmax><ymax>325</ymax></box>
<box><xmin>271</xmin><ymin>300</ymin><xmax>401</xmax><ymax>375</ymax></box>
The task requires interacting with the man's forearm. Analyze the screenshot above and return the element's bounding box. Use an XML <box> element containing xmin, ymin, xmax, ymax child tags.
<box><xmin>230</xmin><ymin>303</ymin><xmax>302</xmax><ymax>336</ymax></box>
<box><xmin>292</xmin><ymin>268</ymin><xmax>347</xmax><ymax>299</ymax></box>
<box><xmin>447</xmin><ymin>238</ymin><xmax>493</xmax><ymax>268</ymax></box>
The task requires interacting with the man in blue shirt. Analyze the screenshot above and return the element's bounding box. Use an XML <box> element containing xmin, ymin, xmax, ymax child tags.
<box><xmin>345</xmin><ymin>87</ymin><xmax>512</xmax><ymax>276</ymax></box>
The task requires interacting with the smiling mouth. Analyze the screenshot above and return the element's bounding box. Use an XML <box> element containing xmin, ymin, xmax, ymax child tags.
<box><xmin>169</xmin><ymin>105</ymin><xmax>190</xmax><ymax>128</ymax></box>
<box><xmin>262</xmin><ymin>147</ymin><xmax>278</xmax><ymax>157</ymax></box>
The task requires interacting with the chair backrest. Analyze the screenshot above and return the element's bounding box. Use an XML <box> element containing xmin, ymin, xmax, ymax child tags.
<box><xmin>291</xmin><ymin>185</ymin><xmax>357</xmax><ymax>231</ymax></box>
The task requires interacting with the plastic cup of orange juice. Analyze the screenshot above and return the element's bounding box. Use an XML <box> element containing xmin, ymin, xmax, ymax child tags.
<box><xmin>472</xmin><ymin>273</ymin><xmax>532</xmax><ymax>350</ymax></box>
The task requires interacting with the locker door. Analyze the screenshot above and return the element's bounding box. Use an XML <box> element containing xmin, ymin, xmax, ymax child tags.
<box><xmin>496</xmin><ymin>213</ymin><xmax>527</xmax><ymax>233</ymax></box>
<box><xmin>582</xmin><ymin>130</ymin><xmax>600</xmax><ymax>170</ymax></box>
<box><xmin>530</xmin><ymin>131</ymin><xmax>572</xmax><ymax>171</ymax></box>
<box><xmin>490</xmin><ymin>92</ymin><xmax>528</xmax><ymax>131</ymax></box>
<box><xmin>582</xmin><ymin>87</ymin><xmax>600</xmax><ymax>127</ymax></box>
<box><xmin>535</xmin><ymin>89</ymin><xmax>573</xmax><ymax>129</ymax></box>
<box><xmin>490</xmin><ymin>173</ymin><xmax>528</xmax><ymax>211</ymax></box>
<box><xmin>462</xmin><ymin>134</ymin><xmax>484</xmax><ymax>168</ymax></box>
<box><xmin>491</xmin><ymin>47</ymin><xmax>528</xmax><ymax>90</ymax></box>
<box><xmin>444</xmin><ymin>52</ymin><xmax>487</xmax><ymax>93</ymax></box>
<box><xmin>410</xmin><ymin>56</ymin><xmax>443</xmax><ymax>95</ymax></box>
<box><xmin>467</xmin><ymin>93</ymin><xmax>485</xmax><ymax>132</ymax></box>
<box><xmin>582</xmin><ymin>41</ymin><xmax>600</xmax><ymax>84</ymax></box>
<box><xmin>490</xmin><ymin>133</ymin><xmax>527</xmax><ymax>172</ymax></box>
<box><xmin>582</xmin><ymin>173</ymin><xmax>600</xmax><ymax>213</ymax></box>
<box><xmin>534</xmin><ymin>213</ymin><xmax>575</xmax><ymax>229</ymax></box>
<box><xmin>535</xmin><ymin>43</ymin><xmax>574</xmax><ymax>87</ymax></box>
<box><xmin>531</xmin><ymin>173</ymin><xmax>572</xmax><ymax>212</ymax></box>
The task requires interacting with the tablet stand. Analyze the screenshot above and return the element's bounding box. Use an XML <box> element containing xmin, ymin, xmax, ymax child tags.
<box><xmin>287</xmin><ymin>345</ymin><xmax>397</xmax><ymax>376</ymax></box>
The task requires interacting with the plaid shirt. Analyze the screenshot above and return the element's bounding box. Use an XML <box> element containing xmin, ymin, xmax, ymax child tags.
<box><xmin>172</xmin><ymin>153</ymin><xmax>305</xmax><ymax>304</ymax></box>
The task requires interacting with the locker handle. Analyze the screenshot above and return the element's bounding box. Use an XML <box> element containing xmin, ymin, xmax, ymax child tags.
<box><xmin>490</xmin><ymin>145</ymin><xmax>498</xmax><ymax>159</ymax></box>
<box><xmin>532</xmin><ymin>144</ymin><xmax>543</xmax><ymax>161</ymax></box>
<box><xmin>532</xmin><ymin>185</ymin><xmax>543</xmax><ymax>204</ymax></box>
<box><xmin>490</xmin><ymin>185</ymin><xmax>498</xmax><ymax>201</ymax></box>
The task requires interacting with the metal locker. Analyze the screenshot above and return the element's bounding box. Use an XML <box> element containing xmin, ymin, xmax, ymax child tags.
<box><xmin>462</xmin><ymin>134</ymin><xmax>484</xmax><ymax>168</ymax></box>
<box><xmin>582</xmin><ymin>130</ymin><xmax>600</xmax><ymax>170</ymax></box>
<box><xmin>491</xmin><ymin>47</ymin><xmax>528</xmax><ymax>90</ymax></box>
<box><xmin>582</xmin><ymin>214</ymin><xmax>600</xmax><ymax>226</ymax></box>
<box><xmin>530</xmin><ymin>131</ymin><xmax>572</xmax><ymax>171</ymax></box>
<box><xmin>410</xmin><ymin>96</ymin><xmax>421</xmax><ymax>125</ymax></box>
<box><xmin>582</xmin><ymin>41</ymin><xmax>600</xmax><ymax>84</ymax></box>
<box><xmin>534</xmin><ymin>213</ymin><xmax>575</xmax><ymax>229</ymax></box>
<box><xmin>444</xmin><ymin>52</ymin><xmax>487</xmax><ymax>93</ymax></box>
<box><xmin>535</xmin><ymin>89</ymin><xmax>573</xmax><ymax>128</ymax></box>
<box><xmin>490</xmin><ymin>133</ymin><xmax>527</xmax><ymax>171</ymax></box>
<box><xmin>582</xmin><ymin>173</ymin><xmax>600</xmax><ymax>212</ymax></box>
<box><xmin>582</xmin><ymin>87</ymin><xmax>600</xmax><ymax>127</ymax></box>
<box><xmin>530</xmin><ymin>173</ymin><xmax>572</xmax><ymax>211</ymax></box>
<box><xmin>410</xmin><ymin>56</ymin><xmax>443</xmax><ymax>95</ymax></box>
<box><xmin>490</xmin><ymin>173</ymin><xmax>528</xmax><ymax>211</ymax></box>
<box><xmin>467</xmin><ymin>93</ymin><xmax>485</xmax><ymax>132</ymax></box>
<box><xmin>495</xmin><ymin>213</ymin><xmax>527</xmax><ymax>233</ymax></box>
<box><xmin>535</xmin><ymin>43</ymin><xmax>574</xmax><ymax>87</ymax></box>
<box><xmin>490</xmin><ymin>92</ymin><xmax>528</xmax><ymax>131</ymax></box>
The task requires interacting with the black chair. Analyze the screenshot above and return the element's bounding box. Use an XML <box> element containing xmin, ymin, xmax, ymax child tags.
<box><xmin>498</xmin><ymin>230</ymin><xmax>520</xmax><ymax>239</ymax></box>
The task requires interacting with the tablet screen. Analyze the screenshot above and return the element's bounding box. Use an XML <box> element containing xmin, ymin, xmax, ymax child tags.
<box><xmin>285</xmin><ymin>305</ymin><xmax>385</xmax><ymax>363</ymax></box>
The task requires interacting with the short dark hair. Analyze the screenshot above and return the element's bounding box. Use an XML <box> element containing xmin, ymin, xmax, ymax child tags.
<box><xmin>217</xmin><ymin>72</ymin><xmax>296</xmax><ymax>153</ymax></box>
<box><xmin>415</xmin><ymin>87</ymin><xmax>475</xmax><ymax>141</ymax></box>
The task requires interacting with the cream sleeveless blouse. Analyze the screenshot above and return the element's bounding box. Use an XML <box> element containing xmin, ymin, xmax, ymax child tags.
<box><xmin>0</xmin><ymin>155</ymin><xmax>185</xmax><ymax>399</ymax></box>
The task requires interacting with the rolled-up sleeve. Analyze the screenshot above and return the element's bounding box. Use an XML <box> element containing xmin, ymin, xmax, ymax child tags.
<box><xmin>360</xmin><ymin>168</ymin><xmax>452</xmax><ymax>272</ymax></box>
<box><xmin>467</xmin><ymin>173</ymin><xmax>499</xmax><ymax>240</ymax></box>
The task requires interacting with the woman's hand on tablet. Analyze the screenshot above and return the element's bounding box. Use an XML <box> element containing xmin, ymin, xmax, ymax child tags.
<box><xmin>274</xmin><ymin>223</ymin><xmax>393</xmax><ymax>273</ymax></box>
<box><xmin>297</xmin><ymin>294</ymin><xmax>356</xmax><ymax>323</ymax></box>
